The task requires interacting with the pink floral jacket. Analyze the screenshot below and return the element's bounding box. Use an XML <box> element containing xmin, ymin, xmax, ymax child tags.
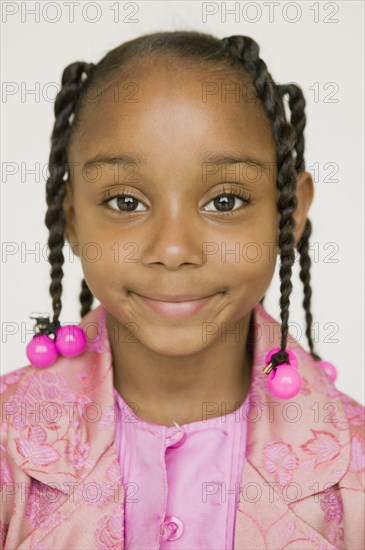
<box><xmin>1</xmin><ymin>303</ymin><xmax>364</xmax><ymax>550</ymax></box>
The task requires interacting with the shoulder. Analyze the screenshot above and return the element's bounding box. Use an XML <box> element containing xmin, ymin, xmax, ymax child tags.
<box><xmin>0</xmin><ymin>354</ymin><xmax>92</xmax><ymax>436</ymax></box>
<box><xmin>290</xmin><ymin>338</ymin><xmax>365</xmax><ymax>495</ymax></box>
<box><xmin>1</xmin><ymin>364</ymin><xmax>30</xmax><ymax>396</ymax></box>
<box><xmin>0</xmin><ymin>364</ymin><xmax>30</xmax><ymax>425</ymax></box>
<box><xmin>336</xmin><ymin>386</ymin><xmax>365</xmax><ymax>430</ymax></box>
<box><xmin>291</xmin><ymin>336</ymin><xmax>365</xmax><ymax>443</ymax></box>
<box><xmin>0</xmin><ymin>365</ymin><xmax>32</xmax><ymax>546</ymax></box>
<box><xmin>1</xmin><ymin>364</ymin><xmax>38</xmax><ymax>453</ymax></box>
<box><xmin>335</xmin><ymin>386</ymin><xmax>365</xmax><ymax>479</ymax></box>
<box><xmin>332</xmin><ymin>388</ymin><xmax>365</xmax><ymax>547</ymax></box>
<box><xmin>335</xmin><ymin>385</ymin><xmax>365</xmax><ymax>480</ymax></box>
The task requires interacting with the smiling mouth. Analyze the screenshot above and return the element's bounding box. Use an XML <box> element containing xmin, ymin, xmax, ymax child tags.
<box><xmin>130</xmin><ymin>291</ymin><xmax>221</xmax><ymax>318</ymax></box>
<box><xmin>133</xmin><ymin>292</ymin><xmax>218</xmax><ymax>302</ymax></box>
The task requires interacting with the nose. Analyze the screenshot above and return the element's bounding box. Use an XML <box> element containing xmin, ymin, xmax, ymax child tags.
<box><xmin>141</xmin><ymin>207</ymin><xmax>203</xmax><ymax>270</ymax></box>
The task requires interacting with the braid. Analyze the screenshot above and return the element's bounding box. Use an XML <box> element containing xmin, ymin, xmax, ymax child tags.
<box><xmin>222</xmin><ymin>36</ymin><xmax>298</xmax><ymax>367</ymax></box>
<box><xmin>297</xmin><ymin>219</ymin><xmax>321</xmax><ymax>360</ymax></box>
<box><xmin>277</xmin><ymin>84</ymin><xmax>320</xmax><ymax>360</ymax></box>
<box><xmin>277</xmin><ymin>84</ymin><xmax>305</xmax><ymax>172</ymax></box>
<box><xmin>80</xmin><ymin>278</ymin><xmax>94</xmax><ymax>319</ymax></box>
<box><xmin>45</xmin><ymin>61</ymin><xmax>94</xmax><ymax>330</ymax></box>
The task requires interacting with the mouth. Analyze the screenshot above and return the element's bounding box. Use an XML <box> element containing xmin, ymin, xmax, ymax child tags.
<box><xmin>130</xmin><ymin>291</ymin><xmax>222</xmax><ymax>318</ymax></box>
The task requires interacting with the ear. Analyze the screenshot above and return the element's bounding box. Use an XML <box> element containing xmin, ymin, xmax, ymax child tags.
<box><xmin>63</xmin><ymin>179</ymin><xmax>80</xmax><ymax>257</ymax></box>
<box><xmin>293</xmin><ymin>170</ymin><xmax>314</xmax><ymax>245</ymax></box>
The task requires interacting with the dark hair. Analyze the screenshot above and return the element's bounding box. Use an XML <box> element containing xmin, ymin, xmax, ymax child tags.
<box><xmin>44</xmin><ymin>30</ymin><xmax>320</xmax><ymax>366</ymax></box>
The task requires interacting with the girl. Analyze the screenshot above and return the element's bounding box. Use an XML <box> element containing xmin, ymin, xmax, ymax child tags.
<box><xmin>1</xmin><ymin>31</ymin><xmax>364</xmax><ymax>550</ymax></box>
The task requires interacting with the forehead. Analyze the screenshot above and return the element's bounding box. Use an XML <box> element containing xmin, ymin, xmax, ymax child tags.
<box><xmin>68</xmin><ymin>59</ymin><xmax>275</xmax><ymax>167</ymax></box>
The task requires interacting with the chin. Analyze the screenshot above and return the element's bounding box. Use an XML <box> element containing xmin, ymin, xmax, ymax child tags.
<box><xmin>138</xmin><ymin>327</ymin><xmax>211</xmax><ymax>357</ymax></box>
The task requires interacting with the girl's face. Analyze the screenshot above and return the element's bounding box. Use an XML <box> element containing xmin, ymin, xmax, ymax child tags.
<box><xmin>64</xmin><ymin>60</ymin><xmax>306</xmax><ymax>356</ymax></box>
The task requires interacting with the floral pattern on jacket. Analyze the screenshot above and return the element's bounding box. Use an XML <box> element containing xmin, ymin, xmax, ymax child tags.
<box><xmin>1</xmin><ymin>302</ymin><xmax>364</xmax><ymax>549</ymax></box>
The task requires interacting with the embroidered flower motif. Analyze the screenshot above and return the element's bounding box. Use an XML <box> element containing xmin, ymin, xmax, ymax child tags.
<box><xmin>11</xmin><ymin>371</ymin><xmax>77</xmax><ymax>432</ymax></box>
<box><xmin>86</xmin><ymin>458</ymin><xmax>123</xmax><ymax>509</ymax></box>
<box><xmin>328</xmin><ymin>524</ymin><xmax>344</xmax><ymax>545</ymax></box>
<box><xmin>341</xmin><ymin>394</ymin><xmax>365</xmax><ymax>427</ymax></box>
<box><xmin>65</xmin><ymin>421</ymin><xmax>95</xmax><ymax>471</ymax></box>
<box><xmin>94</xmin><ymin>500</ymin><xmax>124</xmax><ymax>549</ymax></box>
<box><xmin>276</xmin><ymin>518</ymin><xmax>295</xmax><ymax>542</ymax></box>
<box><xmin>25</xmin><ymin>478</ymin><xmax>62</xmax><ymax>529</ymax></box>
<box><xmin>0</xmin><ymin>453</ymin><xmax>13</xmax><ymax>485</ymax></box>
<box><xmin>100</xmin><ymin>403</ymin><xmax>119</xmax><ymax>430</ymax></box>
<box><xmin>349</xmin><ymin>432</ymin><xmax>365</xmax><ymax>473</ymax></box>
<box><xmin>325</xmin><ymin>400</ymin><xmax>350</xmax><ymax>432</ymax></box>
<box><xmin>9</xmin><ymin>371</ymin><xmax>98</xmax><ymax>475</ymax></box>
<box><xmin>301</xmin><ymin>430</ymin><xmax>341</xmax><ymax>467</ymax></box>
<box><xmin>262</xmin><ymin>440</ymin><xmax>298</xmax><ymax>485</ymax></box>
<box><xmin>106</xmin><ymin>457</ymin><xmax>122</xmax><ymax>484</ymax></box>
<box><xmin>0</xmin><ymin>368</ymin><xmax>27</xmax><ymax>394</ymax></box>
<box><xmin>320</xmin><ymin>485</ymin><xmax>343</xmax><ymax>524</ymax></box>
<box><xmin>318</xmin><ymin>485</ymin><xmax>345</xmax><ymax>545</ymax></box>
<box><xmin>15</xmin><ymin>425</ymin><xmax>61</xmax><ymax>466</ymax></box>
<box><xmin>329</xmin><ymin>393</ymin><xmax>365</xmax><ymax>431</ymax></box>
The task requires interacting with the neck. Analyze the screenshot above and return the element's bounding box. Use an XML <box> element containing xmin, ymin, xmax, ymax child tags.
<box><xmin>107</xmin><ymin>310</ymin><xmax>254</xmax><ymax>427</ymax></box>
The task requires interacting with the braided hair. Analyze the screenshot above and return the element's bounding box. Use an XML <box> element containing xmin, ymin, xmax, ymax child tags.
<box><xmin>45</xmin><ymin>61</ymin><xmax>95</xmax><ymax>326</ymax></box>
<box><xmin>44</xmin><ymin>31</ymin><xmax>321</xmax><ymax>364</ymax></box>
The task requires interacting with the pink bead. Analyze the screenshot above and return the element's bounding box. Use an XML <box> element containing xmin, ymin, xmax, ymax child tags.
<box><xmin>55</xmin><ymin>325</ymin><xmax>86</xmax><ymax>357</ymax></box>
<box><xmin>26</xmin><ymin>334</ymin><xmax>59</xmax><ymax>368</ymax></box>
<box><xmin>317</xmin><ymin>360</ymin><xmax>338</xmax><ymax>381</ymax></box>
<box><xmin>268</xmin><ymin>364</ymin><xmax>302</xmax><ymax>399</ymax></box>
<box><xmin>265</xmin><ymin>346</ymin><xmax>298</xmax><ymax>368</ymax></box>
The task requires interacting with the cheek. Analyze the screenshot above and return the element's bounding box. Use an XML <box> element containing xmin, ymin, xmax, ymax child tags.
<box><xmin>79</xmin><ymin>238</ymin><xmax>134</xmax><ymax>292</ymax></box>
<box><xmin>73</xmin><ymin>198</ymin><xmax>123</xmax><ymax>265</ymax></box>
<box><xmin>73</xmin><ymin>211</ymin><xmax>132</xmax><ymax>294</ymax></box>
<box><xmin>214</xmin><ymin>207</ymin><xmax>278</xmax><ymax>299</ymax></box>
<box><xmin>223</xmin><ymin>241</ymin><xmax>277</xmax><ymax>292</ymax></box>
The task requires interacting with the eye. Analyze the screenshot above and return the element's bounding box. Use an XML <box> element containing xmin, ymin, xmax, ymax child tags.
<box><xmin>101</xmin><ymin>190</ymin><xmax>147</xmax><ymax>214</ymax></box>
<box><xmin>203</xmin><ymin>187</ymin><xmax>252</xmax><ymax>215</ymax></box>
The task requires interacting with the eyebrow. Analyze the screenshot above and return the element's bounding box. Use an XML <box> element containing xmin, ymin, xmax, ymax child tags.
<box><xmin>83</xmin><ymin>153</ymin><xmax>146</xmax><ymax>171</ymax></box>
<box><xmin>199</xmin><ymin>152</ymin><xmax>269</xmax><ymax>171</ymax></box>
<box><xmin>83</xmin><ymin>151</ymin><xmax>270</xmax><ymax>172</ymax></box>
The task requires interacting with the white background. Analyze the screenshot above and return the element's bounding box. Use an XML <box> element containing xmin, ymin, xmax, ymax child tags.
<box><xmin>1</xmin><ymin>1</ymin><xmax>364</xmax><ymax>404</ymax></box>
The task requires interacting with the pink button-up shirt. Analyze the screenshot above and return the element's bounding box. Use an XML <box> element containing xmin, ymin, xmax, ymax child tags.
<box><xmin>113</xmin><ymin>387</ymin><xmax>250</xmax><ymax>549</ymax></box>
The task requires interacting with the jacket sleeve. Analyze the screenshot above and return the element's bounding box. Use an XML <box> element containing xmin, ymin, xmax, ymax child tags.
<box><xmin>1</xmin><ymin>387</ymin><xmax>16</xmax><ymax>548</ymax></box>
<box><xmin>0</xmin><ymin>367</ymin><xmax>29</xmax><ymax>549</ymax></box>
<box><xmin>339</xmin><ymin>394</ymin><xmax>365</xmax><ymax>549</ymax></box>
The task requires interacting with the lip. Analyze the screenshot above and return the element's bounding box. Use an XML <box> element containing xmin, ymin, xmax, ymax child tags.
<box><xmin>131</xmin><ymin>291</ymin><xmax>220</xmax><ymax>318</ymax></box>
<box><xmin>134</xmin><ymin>292</ymin><xmax>217</xmax><ymax>302</ymax></box>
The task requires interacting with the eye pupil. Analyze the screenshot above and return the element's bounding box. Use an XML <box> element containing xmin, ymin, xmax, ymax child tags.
<box><xmin>214</xmin><ymin>195</ymin><xmax>235</xmax><ymax>211</ymax></box>
<box><xmin>117</xmin><ymin>196</ymin><xmax>138</xmax><ymax>211</ymax></box>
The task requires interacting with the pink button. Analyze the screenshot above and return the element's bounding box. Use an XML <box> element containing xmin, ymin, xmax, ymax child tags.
<box><xmin>166</xmin><ymin>423</ymin><xmax>186</xmax><ymax>449</ymax></box>
<box><xmin>168</xmin><ymin>428</ymin><xmax>186</xmax><ymax>449</ymax></box>
<box><xmin>164</xmin><ymin>515</ymin><xmax>184</xmax><ymax>541</ymax></box>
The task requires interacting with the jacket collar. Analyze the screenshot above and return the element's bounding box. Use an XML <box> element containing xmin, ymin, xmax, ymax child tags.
<box><xmin>245</xmin><ymin>304</ymin><xmax>350</xmax><ymax>503</ymax></box>
<box><xmin>7</xmin><ymin>302</ymin><xmax>350</xmax><ymax>500</ymax></box>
